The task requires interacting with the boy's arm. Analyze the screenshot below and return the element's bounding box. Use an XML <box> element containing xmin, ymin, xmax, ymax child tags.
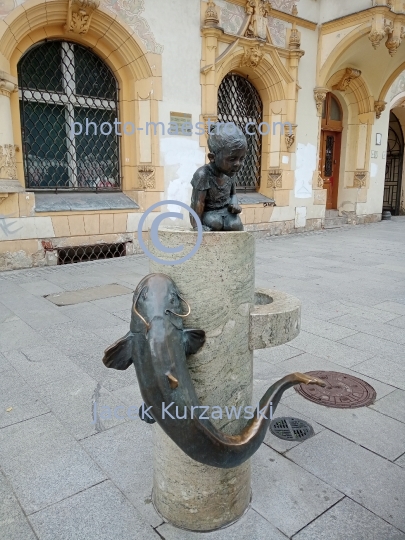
<box><xmin>228</xmin><ymin>181</ymin><xmax>242</xmax><ymax>214</ymax></box>
<box><xmin>190</xmin><ymin>189</ymin><xmax>207</xmax><ymax>229</ymax></box>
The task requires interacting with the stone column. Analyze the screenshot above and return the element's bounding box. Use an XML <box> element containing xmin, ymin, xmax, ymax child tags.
<box><xmin>0</xmin><ymin>71</ymin><xmax>22</xmax><ymax>193</ymax></box>
<box><xmin>149</xmin><ymin>230</ymin><xmax>255</xmax><ymax>531</ymax></box>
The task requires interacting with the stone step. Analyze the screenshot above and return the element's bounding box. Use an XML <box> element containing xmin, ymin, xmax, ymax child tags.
<box><xmin>324</xmin><ymin>215</ymin><xmax>348</xmax><ymax>229</ymax></box>
<box><xmin>325</xmin><ymin>209</ymin><xmax>339</xmax><ymax>218</ymax></box>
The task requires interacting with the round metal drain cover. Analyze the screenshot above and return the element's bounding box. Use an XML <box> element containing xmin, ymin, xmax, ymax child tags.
<box><xmin>295</xmin><ymin>371</ymin><xmax>376</xmax><ymax>408</ymax></box>
<box><xmin>269</xmin><ymin>417</ymin><xmax>314</xmax><ymax>441</ymax></box>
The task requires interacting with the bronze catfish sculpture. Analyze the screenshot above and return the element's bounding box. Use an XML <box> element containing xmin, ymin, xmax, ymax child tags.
<box><xmin>102</xmin><ymin>273</ymin><xmax>325</xmax><ymax>469</ymax></box>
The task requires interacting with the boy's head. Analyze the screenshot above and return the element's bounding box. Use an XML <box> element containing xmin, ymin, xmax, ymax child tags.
<box><xmin>208</xmin><ymin>123</ymin><xmax>247</xmax><ymax>177</ymax></box>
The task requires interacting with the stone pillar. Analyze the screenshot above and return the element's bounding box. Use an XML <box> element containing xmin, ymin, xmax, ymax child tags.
<box><xmin>0</xmin><ymin>71</ymin><xmax>22</xmax><ymax>193</ymax></box>
<box><xmin>149</xmin><ymin>230</ymin><xmax>255</xmax><ymax>531</ymax></box>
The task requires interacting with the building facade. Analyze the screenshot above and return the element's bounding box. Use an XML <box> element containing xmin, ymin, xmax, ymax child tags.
<box><xmin>0</xmin><ymin>0</ymin><xmax>404</xmax><ymax>270</ymax></box>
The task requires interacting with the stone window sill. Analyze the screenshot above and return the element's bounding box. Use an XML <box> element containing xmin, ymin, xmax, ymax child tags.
<box><xmin>34</xmin><ymin>192</ymin><xmax>140</xmax><ymax>213</ymax></box>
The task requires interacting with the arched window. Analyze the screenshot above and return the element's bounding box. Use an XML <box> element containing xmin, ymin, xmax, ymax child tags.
<box><xmin>217</xmin><ymin>74</ymin><xmax>263</xmax><ymax>191</ymax></box>
<box><xmin>18</xmin><ymin>41</ymin><xmax>120</xmax><ymax>190</ymax></box>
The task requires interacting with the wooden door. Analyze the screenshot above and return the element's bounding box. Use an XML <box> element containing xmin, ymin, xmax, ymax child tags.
<box><xmin>320</xmin><ymin>130</ymin><xmax>341</xmax><ymax>210</ymax></box>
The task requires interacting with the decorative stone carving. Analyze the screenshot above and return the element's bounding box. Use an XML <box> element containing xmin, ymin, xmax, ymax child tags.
<box><xmin>138</xmin><ymin>166</ymin><xmax>156</xmax><ymax>189</ymax></box>
<box><xmin>317</xmin><ymin>172</ymin><xmax>324</xmax><ymax>189</ymax></box>
<box><xmin>313</xmin><ymin>87</ymin><xmax>328</xmax><ymax>117</ymax></box>
<box><xmin>354</xmin><ymin>171</ymin><xmax>367</xmax><ymax>188</ymax></box>
<box><xmin>385</xmin><ymin>26</ymin><xmax>405</xmax><ymax>56</ymax></box>
<box><xmin>204</xmin><ymin>0</ymin><xmax>219</xmax><ymax>27</ymax></box>
<box><xmin>0</xmin><ymin>145</ymin><xmax>18</xmax><ymax>180</ymax></box>
<box><xmin>332</xmin><ymin>68</ymin><xmax>362</xmax><ymax>92</ymax></box>
<box><xmin>267</xmin><ymin>169</ymin><xmax>283</xmax><ymax>189</ymax></box>
<box><xmin>292</xmin><ymin>4</ymin><xmax>298</xmax><ymax>16</ymax></box>
<box><xmin>374</xmin><ymin>100</ymin><xmax>387</xmax><ymax>119</ymax></box>
<box><xmin>64</xmin><ymin>0</ymin><xmax>100</xmax><ymax>35</ymax></box>
<box><xmin>285</xmin><ymin>133</ymin><xmax>295</xmax><ymax>150</ymax></box>
<box><xmin>368</xmin><ymin>16</ymin><xmax>395</xmax><ymax>51</ymax></box>
<box><xmin>0</xmin><ymin>73</ymin><xmax>18</xmax><ymax>97</ymax></box>
<box><xmin>240</xmin><ymin>44</ymin><xmax>264</xmax><ymax>68</ymax></box>
<box><xmin>245</xmin><ymin>0</ymin><xmax>272</xmax><ymax>40</ymax></box>
<box><xmin>289</xmin><ymin>28</ymin><xmax>301</xmax><ymax>49</ymax></box>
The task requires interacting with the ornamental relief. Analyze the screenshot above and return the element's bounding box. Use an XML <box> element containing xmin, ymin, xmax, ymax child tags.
<box><xmin>138</xmin><ymin>165</ymin><xmax>156</xmax><ymax>189</ymax></box>
<box><xmin>217</xmin><ymin>0</ymin><xmax>295</xmax><ymax>48</ymax></box>
<box><xmin>267</xmin><ymin>169</ymin><xmax>282</xmax><ymax>188</ymax></box>
<box><xmin>0</xmin><ymin>145</ymin><xmax>18</xmax><ymax>180</ymax></box>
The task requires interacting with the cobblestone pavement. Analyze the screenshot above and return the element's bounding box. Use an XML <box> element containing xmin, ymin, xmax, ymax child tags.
<box><xmin>1</xmin><ymin>218</ymin><xmax>405</xmax><ymax>540</ymax></box>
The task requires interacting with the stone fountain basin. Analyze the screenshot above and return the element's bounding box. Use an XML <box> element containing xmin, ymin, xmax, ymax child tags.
<box><xmin>249</xmin><ymin>288</ymin><xmax>301</xmax><ymax>350</ymax></box>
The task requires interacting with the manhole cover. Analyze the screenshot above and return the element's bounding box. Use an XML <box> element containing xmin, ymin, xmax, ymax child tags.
<box><xmin>269</xmin><ymin>417</ymin><xmax>314</xmax><ymax>441</ymax></box>
<box><xmin>295</xmin><ymin>371</ymin><xmax>376</xmax><ymax>408</ymax></box>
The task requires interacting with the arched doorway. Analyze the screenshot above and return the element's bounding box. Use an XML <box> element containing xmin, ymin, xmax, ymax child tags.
<box><xmin>383</xmin><ymin>112</ymin><xmax>404</xmax><ymax>215</ymax></box>
<box><xmin>217</xmin><ymin>73</ymin><xmax>263</xmax><ymax>191</ymax></box>
<box><xmin>319</xmin><ymin>93</ymin><xmax>343</xmax><ymax>209</ymax></box>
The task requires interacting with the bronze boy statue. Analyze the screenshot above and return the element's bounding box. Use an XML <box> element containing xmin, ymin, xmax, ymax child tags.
<box><xmin>190</xmin><ymin>123</ymin><xmax>247</xmax><ymax>231</ymax></box>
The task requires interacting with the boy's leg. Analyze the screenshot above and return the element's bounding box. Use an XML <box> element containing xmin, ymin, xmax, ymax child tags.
<box><xmin>202</xmin><ymin>210</ymin><xmax>224</xmax><ymax>231</ymax></box>
<box><xmin>223</xmin><ymin>212</ymin><xmax>243</xmax><ymax>231</ymax></box>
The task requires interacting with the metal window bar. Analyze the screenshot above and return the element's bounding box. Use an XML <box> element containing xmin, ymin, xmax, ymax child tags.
<box><xmin>18</xmin><ymin>40</ymin><xmax>121</xmax><ymax>191</ymax></box>
<box><xmin>217</xmin><ymin>74</ymin><xmax>263</xmax><ymax>191</ymax></box>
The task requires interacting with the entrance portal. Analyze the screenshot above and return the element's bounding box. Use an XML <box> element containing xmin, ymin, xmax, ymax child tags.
<box><xmin>383</xmin><ymin>112</ymin><xmax>404</xmax><ymax>215</ymax></box>
<box><xmin>319</xmin><ymin>93</ymin><xmax>343</xmax><ymax>210</ymax></box>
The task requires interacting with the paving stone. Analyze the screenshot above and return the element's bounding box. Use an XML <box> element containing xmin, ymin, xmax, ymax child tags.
<box><xmin>92</xmin><ymin>323</ymin><xmax>131</xmax><ymax>343</ymax></box>
<box><xmin>353</xmin><ymin>357</ymin><xmax>405</xmax><ymax>390</ymax></box>
<box><xmin>0</xmin><ymin>294</ymin><xmax>72</xmax><ymax>330</ymax></box>
<box><xmin>113</xmin><ymin>308</ymin><xmax>132</xmax><ymax>323</ymax></box>
<box><xmin>19</xmin><ymin>279</ymin><xmax>64</xmax><ymax>296</ymax></box>
<box><xmin>251</xmin><ymin>444</ymin><xmax>343</xmax><ymax>538</ymax></box>
<box><xmin>4</xmin><ymin>346</ymin><xmax>86</xmax><ymax>388</ymax></box>
<box><xmin>58</xmin><ymin>302</ymin><xmax>125</xmax><ymax>329</ymax></box>
<box><xmin>288</xmin><ymin>330</ymin><xmax>374</xmax><ymax>367</ymax></box>
<box><xmin>301</xmin><ymin>316</ymin><xmax>359</xmax><ymax>341</ymax></box>
<box><xmin>46</xmin><ymin>283</ymin><xmax>132</xmax><ymax>306</ymax></box>
<box><xmin>287</xmin><ymin>430</ymin><xmax>405</xmax><ymax>532</ymax></box>
<box><xmin>0</xmin><ymin>319</ymin><xmax>48</xmax><ymax>352</ymax></box>
<box><xmin>388</xmin><ymin>316</ymin><xmax>405</xmax><ymax>329</ymax></box>
<box><xmin>69</xmin><ymin>351</ymin><xmax>138</xmax><ymax>393</ymax></box>
<box><xmin>283</xmin><ymin>393</ymin><xmax>405</xmax><ymax>460</ymax></box>
<box><xmin>374</xmin><ymin>301</ymin><xmax>405</xmax><ymax>316</ymax></box>
<box><xmin>90</xmin><ymin>292</ymin><xmax>134</xmax><ymax>313</ymax></box>
<box><xmin>157</xmin><ymin>508</ymin><xmax>288</xmax><ymax>539</ymax></box>
<box><xmin>0</xmin><ymin>471</ymin><xmax>37</xmax><ymax>540</ymax></box>
<box><xmin>293</xmin><ymin>497</ymin><xmax>405</xmax><ymax>540</ymax></box>
<box><xmin>36</xmin><ymin>373</ymin><xmax>128</xmax><ymax>440</ymax></box>
<box><xmin>395</xmin><ymin>454</ymin><xmax>405</xmax><ymax>468</ymax></box>
<box><xmin>0</xmin><ymin>351</ymin><xmax>12</xmax><ymax>373</ymax></box>
<box><xmin>332</xmin><ymin>314</ymin><xmax>405</xmax><ymax>345</ymax></box>
<box><xmin>263</xmin><ymin>402</ymin><xmax>325</xmax><ymax>453</ymax></box>
<box><xmin>323</xmin><ymin>300</ymin><xmax>399</xmax><ymax>323</ymax></box>
<box><xmin>254</xmin><ymin>344</ymin><xmax>304</xmax><ymax>365</ymax></box>
<box><xmin>38</xmin><ymin>322</ymin><xmax>110</xmax><ymax>358</ymax></box>
<box><xmin>0</xmin><ymin>414</ymin><xmax>106</xmax><ymax>514</ymax></box>
<box><xmin>81</xmin><ymin>422</ymin><xmax>162</xmax><ymax>528</ymax></box>
<box><xmin>370</xmin><ymin>389</ymin><xmax>405</xmax><ymax>424</ymax></box>
<box><xmin>29</xmin><ymin>480</ymin><xmax>159</xmax><ymax>540</ymax></box>
<box><xmin>0</xmin><ymin>302</ymin><xmax>19</xmax><ymax>324</ymax></box>
<box><xmin>339</xmin><ymin>332</ymin><xmax>405</xmax><ymax>362</ymax></box>
<box><xmin>0</xmin><ymin>368</ymin><xmax>49</xmax><ymax>428</ymax></box>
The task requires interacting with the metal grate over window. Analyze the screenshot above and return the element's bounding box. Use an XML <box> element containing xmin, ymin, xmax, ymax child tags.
<box><xmin>18</xmin><ymin>41</ymin><xmax>120</xmax><ymax>191</ymax></box>
<box><xmin>57</xmin><ymin>243</ymin><xmax>126</xmax><ymax>265</ymax></box>
<box><xmin>217</xmin><ymin>74</ymin><xmax>263</xmax><ymax>191</ymax></box>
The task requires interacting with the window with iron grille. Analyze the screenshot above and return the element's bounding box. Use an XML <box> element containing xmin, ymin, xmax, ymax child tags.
<box><xmin>17</xmin><ymin>41</ymin><xmax>120</xmax><ymax>191</ymax></box>
<box><xmin>217</xmin><ymin>74</ymin><xmax>263</xmax><ymax>191</ymax></box>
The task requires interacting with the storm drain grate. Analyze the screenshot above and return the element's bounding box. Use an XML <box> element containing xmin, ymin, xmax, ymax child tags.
<box><xmin>269</xmin><ymin>417</ymin><xmax>314</xmax><ymax>441</ymax></box>
<box><xmin>295</xmin><ymin>371</ymin><xmax>376</xmax><ymax>408</ymax></box>
<box><xmin>57</xmin><ymin>243</ymin><xmax>126</xmax><ymax>265</ymax></box>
